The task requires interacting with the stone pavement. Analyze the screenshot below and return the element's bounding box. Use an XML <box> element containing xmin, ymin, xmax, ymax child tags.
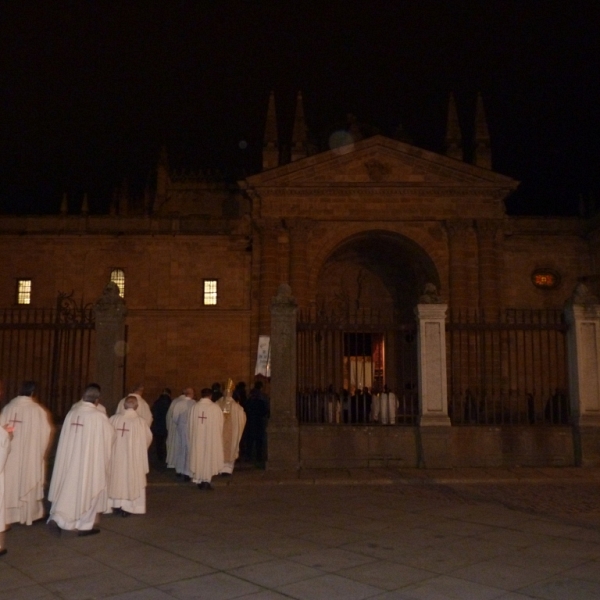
<box><xmin>2</xmin><ymin>464</ymin><xmax>600</xmax><ymax>600</ymax></box>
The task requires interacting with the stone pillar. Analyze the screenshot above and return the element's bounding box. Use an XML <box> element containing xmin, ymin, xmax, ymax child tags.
<box><xmin>267</xmin><ymin>284</ymin><xmax>300</xmax><ymax>470</ymax></box>
<box><xmin>565</xmin><ymin>284</ymin><xmax>600</xmax><ymax>466</ymax></box>
<box><xmin>93</xmin><ymin>282</ymin><xmax>127</xmax><ymax>414</ymax></box>
<box><xmin>416</xmin><ymin>301</ymin><xmax>452</xmax><ymax>468</ymax></box>
<box><xmin>476</xmin><ymin>219</ymin><xmax>502</xmax><ymax>313</ymax></box>
<box><xmin>289</xmin><ymin>219</ymin><xmax>312</xmax><ymax>312</ymax></box>
<box><xmin>257</xmin><ymin>218</ymin><xmax>283</xmax><ymax>336</ymax></box>
<box><xmin>446</xmin><ymin>219</ymin><xmax>476</xmax><ymax>311</ymax></box>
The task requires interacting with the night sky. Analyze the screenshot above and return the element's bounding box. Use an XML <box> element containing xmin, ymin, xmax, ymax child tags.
<box><xmin>1</xmin><ymin>1</ymin><xmax>598</xmax><ymax>216</ymax></box>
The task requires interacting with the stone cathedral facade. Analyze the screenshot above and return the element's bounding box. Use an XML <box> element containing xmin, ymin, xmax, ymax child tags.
<box><xmin>1</xmin><ymin>92</ymin><xmax>600</xmax><ymax>468</ymax></box>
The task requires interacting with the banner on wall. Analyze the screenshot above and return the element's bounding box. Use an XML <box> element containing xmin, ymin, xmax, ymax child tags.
<box><xmin>254</xmin><ymin>335</ymin><xmax>271</xmax><ymax>377</ymax></box>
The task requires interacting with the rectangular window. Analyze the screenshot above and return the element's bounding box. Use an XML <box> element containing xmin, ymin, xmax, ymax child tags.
<box><xmin>110</xmin><ymin>268</ymin><xmax>125</xmax><ymax>298</ymax></box>
<box><xmin>203</xmin><ymin>279</ymin><xmax>218</xmax><ymax>305</ymax></box>
<box><xmin>17</xmin><ymin>279</ymin><xmax>32</xmax><ymax>305</ymax></box>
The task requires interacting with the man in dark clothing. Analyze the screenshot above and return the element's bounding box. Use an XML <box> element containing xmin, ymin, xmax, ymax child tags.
<box><xmin>211</xmin><ymin>382</ymin><xmax>223</xmax><ymax>403</ymax></box>
<box><xmin>245</xmin><ymin>381</ymin><xmax>269</xmax><ymax>467</ymax></box>
<box><xmin>151</xmin><ymin>388</ymin><xmax>172</xmax><ymax>463</ymax></box>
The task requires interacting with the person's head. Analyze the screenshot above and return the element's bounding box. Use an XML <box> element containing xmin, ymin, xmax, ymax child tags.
<box><xmin>124</xmin><ymin>395</ymin><xmax>138</xmax><ymax>410</ymax></box>
<box><xmin>200</xmin><ymin>388</ymin><xmax>212</xmax><ymax>399</ymax></box>
<box><xmin>82</xmin><ymin>384</ymin><xmax>101</xmax><ymax>404</ymax></box>
<box><xmin>253</xmin><ymin>381</ymin><xmax>263</xmax><ymax>391</ymax></box>
<box><xmin>132</xmin><ymin>383</ymin><xmax>144</xmax><ymax>395</ymax></box>
<box><xmin>162</xmin><ymin>387</ymin><xmax>171</xmax><ymax>396</ymax></box>
<box><xmin>184</xmin><ymin>387</ymin><xmax>195</xmax><ymax>399</ymax></box>
<box><xmin>19</xmin><ymin>380</ymin><xmax>37</xmax><ymax>398</ymax></box>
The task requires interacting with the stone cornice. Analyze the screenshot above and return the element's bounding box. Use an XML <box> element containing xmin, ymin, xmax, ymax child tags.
<box><xmin>253</xmin><ymin>186</ymin><xmax>512</xmax><ymax>199</ymax></box>
<box><xmin>0</xmin><ymin>215</ymin><xmax>242</xmax><ymax>236</ymax></box>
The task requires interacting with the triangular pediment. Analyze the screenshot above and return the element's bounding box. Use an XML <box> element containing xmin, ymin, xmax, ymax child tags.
<box><xmin>244</xmin><ymin>135</ymin><xmax>518</xmax><ymax>189</ymax></box>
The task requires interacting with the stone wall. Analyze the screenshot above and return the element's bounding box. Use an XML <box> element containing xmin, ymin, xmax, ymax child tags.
<box><xmin>298</xmin><ymin>426</ymin><xmax>575</xmax><ymax>468</ymax></box>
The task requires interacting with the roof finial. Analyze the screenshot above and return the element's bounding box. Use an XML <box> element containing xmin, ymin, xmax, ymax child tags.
<box><xmin>81</xmin><ymin>193</ymin><xmax>89</xmax><ymax>215</ymax></box>
<box><xmin>262</xmin><ymin>90</ymin><xmax>279</xmax><ymax>170</ymax></box>
<box><xmin>291</xmin><ymin>90</ymin><xmax>307</xmax><ymax>163</ymax></box>
<box><xmin>474</xmin><ymin>92</ymin><xmax>492</xmax><ymax>169</ymax></box>
<box><xmin>445</xmin><ymin>92</ymin><xmax>463</xmax><ymax>161</ymax></box>
<box><xmin>60</xmin><ymin>192</ymin><xmax>68</xmax><ymax>215</ymax></box>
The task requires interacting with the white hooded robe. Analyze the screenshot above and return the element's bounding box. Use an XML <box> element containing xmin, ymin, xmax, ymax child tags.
<box><xmin>0</xmin><ymin>395</ymin><xmax>52</xmax><ymax>525</ymax></box>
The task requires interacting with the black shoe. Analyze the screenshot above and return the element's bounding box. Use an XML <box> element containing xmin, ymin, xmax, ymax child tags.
<box><xmin>78</xmin><ymin>528</ymin><xmax>100</xmax><ymax>537</ymax></box>
<box><xmin>0</xmin><ymin>548</ymin><xmax>7</xmax><ymax>556</ymax></box>
<box><xmin>47</xmin><ymin>520</ymin><xmax>62</xmax><ymax>538</ymax></box>
<box><xmin>205</xmin><ymin>482</ymin><xmax>214</xmax><ymax>491</ymax></box>
<box><xmin>121</xmin><ymin>510</ymin><xmax>130</xmax><ymax>518</ymax></box>
<box><xmin>183</xmin><ymin>475</ymin><xmax>191</xmax><ymax>482</ymax></box>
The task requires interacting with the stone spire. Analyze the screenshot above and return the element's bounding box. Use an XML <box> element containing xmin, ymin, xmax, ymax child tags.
<box><xmin>262</xmin><ymin>90</ymin><xmax>279</xmax><ymax>170</ymax></box>
<box><xmin>445</xmin><ymin>92</ymin><xmax>463</xmax><ymax>161</ymax></box>
<box><xmin>81</xmin><ymin>193</ymin><xmax>89</xmax><ymax>215</ymax></box>
<box><xmin>155</xmin><ymin>146</ymin><xmax>170</xmax><ymax>213</ymax></box>
<box><xmin>474</xmin><ymin>92</ymin><xmax>492</xmax><ymax>170</ymax></box>
<box><xmin>291</xmin><ymin>91</ymin><xmax>307</xmax><ymax>163</ymax></box>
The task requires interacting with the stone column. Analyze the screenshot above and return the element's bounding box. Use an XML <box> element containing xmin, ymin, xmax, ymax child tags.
<box><xmin>93</xmin><ymin>282</ymin><xmax>127</xmax><ymax>414</ymax></box>
<box><xmin>565</xmin><ymin>284</ymin><xmax>600</xmax><ymax>466</ymax></box>
<box><xmin>445</xmin><ymin>219</ymin><xmax>475</xmax><ymax>311</ymax></box>
<box><xmin>257</xmin><ymin>218</ymin><xmax>283</xmax><ymax>336</ymax></box>
<box><xmin>289</xmin><ymin>219</ymin><xmax>312</xmax><ymax>313</ymax></box>
<box><xmin>476</xmin><ymin>219</ymin><xmax>502</xmax><ymax>313</ymax></box>
<box><xmin>267</xmin><ymin>284</ymin><xmax>300</xmax><ymax>470</ymax></box>
<box><xmin>415</xmin><ymin>301</ymin><xmax>452</xmax><ymax>468</ymax></box>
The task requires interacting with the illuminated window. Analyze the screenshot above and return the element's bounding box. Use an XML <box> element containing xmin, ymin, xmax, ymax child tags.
<box><xmin>17</xmin><ymin>279</ymin><xmax>32</xmax><ymax>305</ymax></box>
<box><xmin>203</xmin><ymin>279</ymin><xmax>218</xmax><ymax>305</ymax></box>
<box><xmin>110</xmin><ymin>269</ymin><xmax>125</xmax><ymax>298</ymax></box>
<box><xmin>532</xmin><ymin>269</ymin><xmax>560</xmax><ymax>290</ymax></box>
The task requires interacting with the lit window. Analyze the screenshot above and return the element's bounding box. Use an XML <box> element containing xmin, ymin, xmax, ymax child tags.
<box><xmin>110</xmin><ymin>269</ymin><xmax>125</xmax><ymax>298</ymax></box>
<box><xmin>203</xmin><ymin>279</ymin><xmax>218</xmax><ymax>305</ymax></box>
<box><xmin>17</xmin><ymin>279</ymin><xmax>32</xmax><ymax>305</ymax></box>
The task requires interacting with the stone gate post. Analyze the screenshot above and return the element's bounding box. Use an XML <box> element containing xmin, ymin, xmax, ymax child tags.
<box><xmin>565</xmin><ymin>283</ymin><xmax>600</xmax><ymax>466</ymax></box>
<box><xmin>267</xmin><ymin>284</ymin><xmax>300</xmax><ymax>470</ymax></box>
<box><xmin>415</xmin><ymin>295</ymin><xmax>452</xmax><ymax>468</ymax></box>
<box><xmin>93</xmin><ymin>282</ymin><xmax>127</xmax><ymax>414</ymax></box>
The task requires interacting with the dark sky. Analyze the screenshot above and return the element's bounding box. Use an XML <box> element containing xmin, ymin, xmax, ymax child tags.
<box><xmin>1</xmin><ymin>1</ymin><xmax>598</xmax><ymax>216</ymax></box>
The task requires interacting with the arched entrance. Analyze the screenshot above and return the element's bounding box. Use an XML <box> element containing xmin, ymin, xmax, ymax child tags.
<box><xmin>297</xmin><ymin>231</ymin><xmax>440</xmax><ymax>424</ymax></box>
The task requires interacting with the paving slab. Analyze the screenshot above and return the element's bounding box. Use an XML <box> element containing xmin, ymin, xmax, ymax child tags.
<box><xmin>0</xmin><ymin>464</ymin><xmax>599</xmax><ymax>599</ymax></box>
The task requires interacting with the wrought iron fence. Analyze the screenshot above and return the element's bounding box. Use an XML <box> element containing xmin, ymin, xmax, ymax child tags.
<box><xmin>297</xmin><ymin>306</ymin><xmax>418</xmax><ymax>425</ymax></box>
<box><xmin>447</xmin><ymin>308</ymin><xmax>570</xmax><ymax>426</ymax></box>
<box><xmin>0</xmin><ymin>292</ymin><xmax>95</xmax><ymax>419</ymax></box>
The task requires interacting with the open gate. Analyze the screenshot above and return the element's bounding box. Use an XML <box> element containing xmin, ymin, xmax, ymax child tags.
<box><xmin>297</xmin><ymin>307</ymin><xmax>418</xmax><ymax>424</ymax></box>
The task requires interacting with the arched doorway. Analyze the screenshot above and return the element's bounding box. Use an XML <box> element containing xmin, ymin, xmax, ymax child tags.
<box><xmin>297</xmin><ymin>231</ymin><xmax>440</xmax><ymax>424</ymax></box>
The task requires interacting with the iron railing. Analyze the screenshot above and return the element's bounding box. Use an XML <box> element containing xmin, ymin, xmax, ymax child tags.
<box><xmin>447</xmin><ymin>309</ymin><xmax>570</xmax><ymax>426</ymax></box>
<box><xmin>0</xmin><ymin>292</ymin><xmax>95</xmax><ymax>419</ymax></box>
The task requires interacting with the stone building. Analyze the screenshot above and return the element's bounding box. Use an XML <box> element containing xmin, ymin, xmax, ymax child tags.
<box><xmin>1</xmin><ymin>92</ymin><xmax>599</xmax><ymax>468</ymax></box>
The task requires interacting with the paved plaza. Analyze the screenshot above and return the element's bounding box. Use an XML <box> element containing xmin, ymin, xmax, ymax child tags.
<box><xmin>2</xmin><ymin>464</ymin><xmax>600</xmax><ymax>600</ymax></box>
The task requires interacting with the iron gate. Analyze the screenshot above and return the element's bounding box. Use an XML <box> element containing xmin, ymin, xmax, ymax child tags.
<box><xmin>297</xmin><ymin>307</ymin><xmax>418</xmax><ymax>424</ymax></box>
<box><xmin>0</xmin><ymin>292</ymin><xmax>95</xmax><ymax>419</ymax></box>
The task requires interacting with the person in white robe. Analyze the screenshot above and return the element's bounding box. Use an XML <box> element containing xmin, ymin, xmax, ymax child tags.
<box><xmin>71</xmin><ymin>383</ymin><xmax>107</xmax><ymax>414</ymax></box>
<box><xmin>188</xmin><ymin>388</ymin><xmax>224</xmax><ymax>490</ymax></box>
<box><xmin>0</xmin><ymin>381</ymin><xmax>53</xmax><ymax>526</ymax></box>
<box><xmin>377</xmin><ymin>385</ymin><xmax>398</xmax><ymax>425</ymax></box>
<box><xmin>0</xmin><ymin>379</ymin><xmax>11</xmax><ymax>556</ymax></box>
<box><xmin>217</xmin><ymin>379</ymin><xmax>246</xmax><ymax>475</ymax></box>
<box><xmin>166</xmin><ymin>388</ymin><xmax>194</xmax><ymax>470</ymax></box>
<box><xmin>116</xmin><ymin>384</ymin><xmax>152</xmax><ymax>428</ymax></box>
<box><xmin>172</xmin><ymin>390</ymin><xmax>196</xmax><ymax>479</ymax></box>
<box><xmin>107</xmin><ymin>395</ymin><xmax>152</xmax><ymax>516</ymax></box>
<box><xmin>47</xmin><ymin>384</ymin><xmax>114</xmax><ymax>536</ymax></box>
